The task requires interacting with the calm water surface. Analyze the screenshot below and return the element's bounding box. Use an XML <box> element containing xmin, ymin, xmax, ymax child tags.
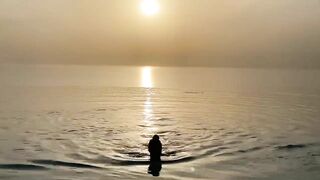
<box><xmin>0</xmin><ymin>66</ymin><xmax>319</xmax><ymax>179</ymax></box>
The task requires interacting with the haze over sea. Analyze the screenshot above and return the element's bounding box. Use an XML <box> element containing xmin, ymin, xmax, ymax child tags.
<box><xmin>0</xmin><ymin>64</ymin><xmax>320</xmax><ymax>180</ymax></box>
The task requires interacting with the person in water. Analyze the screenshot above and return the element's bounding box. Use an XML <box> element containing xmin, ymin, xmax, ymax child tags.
<box><xmin>148</xmin><ymin>135</ymin><xmax>162</xmax><ymax>176</ymax></box>
<box><xmin>148</xmin><ymin>135</ymin><xmax>162</xmax><ymax>161</ymax></box>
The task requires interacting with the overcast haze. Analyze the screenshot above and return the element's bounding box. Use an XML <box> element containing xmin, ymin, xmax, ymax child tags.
<box><xmin>1</xmin><ymin>0</ymin><xmax>320</xmax><ymax>67</ymax></box>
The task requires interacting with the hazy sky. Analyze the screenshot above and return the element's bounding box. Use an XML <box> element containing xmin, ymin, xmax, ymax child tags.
<box><xmin>0</xmin><ymin>0</ymin><xmax>320</xmax><ymax>67</ymax></box>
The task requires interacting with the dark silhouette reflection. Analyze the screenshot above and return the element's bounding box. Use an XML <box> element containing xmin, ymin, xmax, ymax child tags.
<box><xmin>148</xmin><ymin>161</ymin><xmax>162</xmax><ymax>176</ymax></box>
<box><xmin>147</xmin><ymin>135</ymin><xmax>162</xmax><ymax>176</ymax></box>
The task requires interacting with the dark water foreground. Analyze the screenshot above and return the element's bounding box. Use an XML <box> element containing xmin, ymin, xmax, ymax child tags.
<box><xmin>0</xmin><ymin>86</ymin><xmax>319</xmax><ymax>180</ymax></box>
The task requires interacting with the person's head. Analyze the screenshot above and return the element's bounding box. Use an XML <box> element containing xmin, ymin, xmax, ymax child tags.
<box><xmin>152</xmin><ymin>135</ymin><xmax>160</xmax><ymax>141</ymax></box>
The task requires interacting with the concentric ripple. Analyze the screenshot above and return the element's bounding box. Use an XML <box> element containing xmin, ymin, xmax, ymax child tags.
<box><xmin>0</xmin><ymin>86</ymin><xmax>319</xmax><ymax>180</ymax></box>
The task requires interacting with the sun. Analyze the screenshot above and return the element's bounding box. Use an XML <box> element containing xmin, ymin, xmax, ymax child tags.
<box><xmin>140</xmin><ymin>0</ymin><xmax>160</xmax><ymax>16</ymax></box>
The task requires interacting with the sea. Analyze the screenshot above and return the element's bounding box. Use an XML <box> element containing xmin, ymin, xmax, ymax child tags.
<box><xmin>0</xmin><ymin>64</ymin><xmax>319</xmax><ymax>180</ymax></box>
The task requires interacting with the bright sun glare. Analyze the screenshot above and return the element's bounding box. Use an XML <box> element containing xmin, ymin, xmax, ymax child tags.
<box><xmin>141</xmin><ymin>67</ymin><xmax>153</xmax><ymax>88</ymax></box>
<box><xmin>140</xmin><ymin>0</ymin><xmax>160</xmax><ymax>16</ymax></box>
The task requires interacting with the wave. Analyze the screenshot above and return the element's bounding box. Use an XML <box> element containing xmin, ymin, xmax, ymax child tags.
<box><xmin>85</xmin><ymin>146</ymin><xmax>229</xmax><ymax>166</ymax></box>
<box><xmin>275</xmin><ymin>143</ymin><xmax>319</xmax><ymax>150</ymax></box>
<box><xmin>276</xmin><ymin>144</ymin><xmax>306</xmax><ymax>150</ymax></box>
<box><xmin>0</xmin><ymin>164</ymin><xmax>48</xmax><ymax>170</ymax></box>
<box><xmin>216</xmin><ymin>146</ymin><xmax>265</xmax><ymax>157</ymax></box>
<box><xmin>111</xmin><ymin>156</ymin><xmax>197</xmax><ymax>166</ymax></box>
<box><xmin>30</xmin><ymin>160</ymin><xmax>101</xmax><ymax>169</ymax></box>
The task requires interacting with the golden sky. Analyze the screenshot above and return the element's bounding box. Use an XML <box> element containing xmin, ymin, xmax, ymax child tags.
<box><xmin>0</xmin><ymin>0</ymin><xmax>320</xmax><ymax>67</ymax></box>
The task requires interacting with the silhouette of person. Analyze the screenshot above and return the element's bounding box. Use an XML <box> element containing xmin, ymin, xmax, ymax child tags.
<box><xmin>148</xmin><ymin>135</ymin><xmax>162</xmax><ymax>161</ymax></box>
<box><xmin>148</xmin><ymin>135</ymin><xmax>162</xmax><ymax>176</ymax></box>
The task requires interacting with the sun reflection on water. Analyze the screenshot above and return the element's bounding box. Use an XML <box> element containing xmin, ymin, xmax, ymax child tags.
<box><xmin>141</xmin><ymin>67</ymin><xmax>157</xmax><ymax>134</ymax></box>
<box><xmin>141</xmin><ymin>67</ymin><xmax>153</xmax><ymax>88</ymax></box>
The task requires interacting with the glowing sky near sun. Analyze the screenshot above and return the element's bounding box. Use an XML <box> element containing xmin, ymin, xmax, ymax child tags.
<box><xmin>140</xmin><ymin>0</ymin><xmax>160</xmax><ymax>16</ymax></box>
<box><xmin>0</xmin><ymin>0</ymin><xmax>320</xmax><ymax>67</ymax></box>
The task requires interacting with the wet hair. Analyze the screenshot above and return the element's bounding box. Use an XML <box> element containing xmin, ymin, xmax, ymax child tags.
<box><xmin>153</xmin><ymin>135</ymin><xmax>159</xmax><ymax>140</ymax></box>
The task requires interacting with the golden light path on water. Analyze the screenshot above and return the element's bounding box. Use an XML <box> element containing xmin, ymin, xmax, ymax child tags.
<box><xmin>141</xmin><ymin>66</ymin><xmax>153</xmax><ymax>88</ymax></box>
<box><xmin>140</xmin><ymin>67</ymin><xmax>157</xmax><ymax>134</ymax></box>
